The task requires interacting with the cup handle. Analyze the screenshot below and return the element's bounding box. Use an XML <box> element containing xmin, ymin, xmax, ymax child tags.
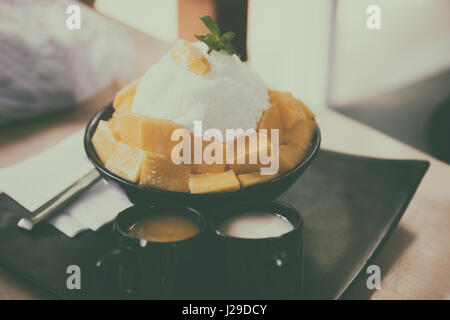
<box><xmin>95</xmin><ymin>246</ymin><xmax>139</xmax><ymax>298</ymax></box>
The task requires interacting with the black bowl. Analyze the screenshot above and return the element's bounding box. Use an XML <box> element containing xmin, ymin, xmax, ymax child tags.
<box><xmin>84</xmin><ymin>104</ymin><xmax>321</xmax><ymax>208</ymax></box>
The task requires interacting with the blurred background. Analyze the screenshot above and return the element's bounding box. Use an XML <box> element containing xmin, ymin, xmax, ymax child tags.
<box><xmin>1</xmin><ymin>0</ymin><xmax>449</xmax><ymax>162</ymax></box>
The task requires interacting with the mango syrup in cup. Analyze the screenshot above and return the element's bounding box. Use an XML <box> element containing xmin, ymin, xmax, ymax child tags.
<box><xmin>95</xmin><ymin>205</ymin><xmax>209</xmax><ymax>299</ymax></box>
<box><xmin>128</xmin><ymin>212</ymin><xmax>200</xmax><ymax>242</ymax></box>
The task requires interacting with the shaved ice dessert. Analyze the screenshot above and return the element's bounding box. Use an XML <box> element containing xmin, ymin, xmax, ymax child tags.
<box><xmin>91</xmin><ymin>16</ymin><xmax>317</xmax><ymax>193</ymax></box>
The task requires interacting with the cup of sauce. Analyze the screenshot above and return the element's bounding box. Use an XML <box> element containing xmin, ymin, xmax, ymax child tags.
<box><xmin>95</xmin><ymin>205</ymin><xmax>208</xmax><ymax>299</ymax></box>
<box><xmin>210</xmin><ymin>201</ymin><xmax>304</xmax><ymax>299</ymax></box>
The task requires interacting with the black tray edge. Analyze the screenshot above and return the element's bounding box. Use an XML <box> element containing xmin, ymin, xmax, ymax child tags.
<box><xmin>337</xmin><ymin>159</ymin><xmax>430</xmax><ymax>299</ymax></box>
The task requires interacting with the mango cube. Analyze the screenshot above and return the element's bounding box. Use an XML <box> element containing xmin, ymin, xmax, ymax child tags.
<box><xmin>192</xmin><ymin>139</ymin><xmax>226</xmax><ymax>174</ymax></box>
<box><xmin>237</xmin><ymin>172</ymin><xmax>279</xmax><ymax>188</ymax></box>
<box><xmin>189</xmin><ymin>170</ymin><xmax>240</xmax><ymax>194</ymax></box>
<box><xmin>278</xmin><ymin>119</ymin><xmax>317</xmax><ymax>172</ymax></box>
<box><xmin>257</xmin><ymin>102</ymin><xmax>282</xmax><ymax>132</ymax></box>
<box><xmin>105</xmin><ymin>142</ymin><xmax>144</xmax><ymax>183</ymax></box>
<box><xmin>170</xmin><ymin>39</ymin><xmax>211</xmax><ymax>75</ymax></box>
<box><xmin>281</xmin><ymin>118</ymin><xmax>317</xmax><ymax>149</ymax></box>
<box><xmin>140</xmin><ymin>118</ymin><xmax>185</xmax><ymax>156</ymax></box>
<box><xmin>116</xmin><ymin>113</ymin><xmax>143</xmax><ymax>147</ymax></box>
<box><xmin>192</xmin><ymin>163</ymin><xmax>226</xmax><ymax>174</ymax></box>
<box><xmin>112</xmin><ymin>96</ymin><xmax>134</xmax><ymax>131</ymax></box>
<box><xmin>140</xmin><ymin>151</ymin><xmax>191</xmax><ymax>192</ymax></box>
<box><xmin>268</xmin><ymin>90</ymin><xmax>307</xmax><ymax>129</ymax></box>
<box><xmin>92</xmin><ymin>120</ymin><xmax>119</xmax><ymax>164</ymax></box>
<box><xmin>228</xmin><ymin>137</ymin><xmax>272</xmax><ymax>175</ymax></box>
<box><xmin>294</xmin><ymin>97</ymin><xmax>315</xmax><ymax>119</ymax></box>
<box><xmin>278</xmin><ymin>145</ymin><xmax>304</xmax><ymax>173</ymax></box>
<box><xmin>113</xmin><ymin>78</ymin><xmax>140</xmax><ymax>110</ymax></box>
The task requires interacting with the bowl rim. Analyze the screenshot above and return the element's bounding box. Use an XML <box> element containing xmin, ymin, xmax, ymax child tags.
<box><xmin>84</xmin><ymin>103</ymin><xmax>321</xmax><ymax>198</ymax></box>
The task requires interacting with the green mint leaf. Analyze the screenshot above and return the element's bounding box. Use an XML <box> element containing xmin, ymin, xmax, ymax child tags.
<box><xmin>195</xmin><ymin>34</ymin><xmax>218</xmax><ymax>51</ymax></box>
<box><xmin>200</xmin><ymin>15</ymin><xmax>220</xmax><ymax>38</ymax></box>
<box><xmin>220</xmin><ymin>31</ymin><xmax>235</xmax><ymax>42</ymax></box>
<box><xmin>195</xmin><ymin>15</ymin><xmax>241</xmax><ymax>59</ymax></box>
<box><xmin>194</xmin><ymin>35</ymin><xmax>207</xmax><ymax>41</ymax></box>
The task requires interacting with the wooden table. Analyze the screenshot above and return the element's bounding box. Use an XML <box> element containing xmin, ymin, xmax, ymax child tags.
<box><xmin>0</xmin><ymin>26</ymin><xmax>449</xmax><ymax>300</ymax></box>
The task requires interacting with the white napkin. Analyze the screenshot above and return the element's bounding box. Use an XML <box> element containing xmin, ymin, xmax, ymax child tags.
<box><xmin>0</xmin><ymin>130</ymin><xmax>132</xmax><ymax>237</ymax></box>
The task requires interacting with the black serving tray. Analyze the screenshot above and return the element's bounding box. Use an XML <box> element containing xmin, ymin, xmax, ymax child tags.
<box><xmin>0</xmin><ymin>150</ymin><xmax>429</xmax><ymax>299</ymax></box>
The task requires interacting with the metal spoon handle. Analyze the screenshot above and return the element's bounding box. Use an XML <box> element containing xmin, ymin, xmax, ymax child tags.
<box><xmin>18</xmin><ymin>169</ymin><xmax>101</xmax><ymax>230</ymax></box>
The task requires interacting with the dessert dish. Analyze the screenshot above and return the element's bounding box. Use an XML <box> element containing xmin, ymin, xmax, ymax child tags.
<box><xmin>91</xmin><ymin>16</ymin><xmax>317</xmax><ymax>194</ymax></box>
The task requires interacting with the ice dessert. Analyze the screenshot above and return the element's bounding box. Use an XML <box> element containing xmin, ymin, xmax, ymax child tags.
<box><xmin>91</xmin><ymin>16</ymin><xmax>317</xmax><ymax>194</ymax></box>
<box><xmin>132</xmin><ymin>40</ymin><xmax>269</xmax><ymax>137</ymax></box>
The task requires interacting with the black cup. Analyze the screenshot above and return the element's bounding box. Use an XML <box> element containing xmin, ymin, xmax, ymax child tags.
<box><xmin>95</xmin><ymin>205</ymin><xmax>209</xmax><ymax>299</ymax></box>
<box><xmin>210</xmin><ymin>201</ymin><xmax>304</xmax><ymax>299</ymax></box>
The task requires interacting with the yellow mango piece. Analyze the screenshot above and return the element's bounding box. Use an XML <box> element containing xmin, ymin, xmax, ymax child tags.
<box><xmin>278</xmin><ymin>145</ymin><xmax>304</xmax><ymax>173</ymax></box>
<box><xmin>112</xmin><ymin>96</ymin><xmax>134</xmax><ymax>131</ymax></box>
<box><xmin>92</xmin><ymin>120</ymin><xmax>119</xmax><ymax>164</ymax></box>
<box><xmin>116</xmin><ymin>113</ymin><xmax>143</xmax><ymax>147</ymax></box>
<box><xmin>104</xmin><ymin>119</ymin><xmax>120</xmax><ymax>140</ymax></box>
<box><xmin>113</xmin><ymin>78</ymin><xmax>140</xmax><ymax>110</ymax></box>
<box><xmin>140</xmin><ymin>118</ymin><xmax>185</xmax><ymax>156</ymax></box>
<box><xmin>229</xmin><ymin>162</ymin><xmax>262</xmax><ymax>175</ymax></box>
<box><xmin>192</xmin><ymin>138</ymin><xmax>226</xmax><ymax>174</ymax></box>
<box><xmin>105</xmin><ymin>119</ymin><xmax>115</xmax><ymax>131</ymax></box>
<box><xmin>189</xmin><ymin>170</ymin><xmax>240</xmax><ymax>194</ymax></box>
<box><xmin>237</xmin><ymin>172</ymin><xmax>279</xmax><ymax>188</ymax></box>
<box><xmin>116</xmin><ymin>114</ymin><xmax>185</xmax><ymax>156</ymax></box>
<box><xmin>170</xmin><ymin>39</ymin><xmax>211</xmax><ymax>75</ymax></box>
<box><xmin>257</xmin><ymin>102</ymin><xmax>282</xmax><ymax>132</ymax></box>
<box><xmin>268</xmin><ymin>90</ymin><xmax>307</xmax><ymax>129</ymax></box>
<box><xmin>281</xmin><ymin>118</ymin><xmax>317</xmax><ymax>148</ymax></box>
<box><xmin>294</xmin><ymin>97</ymin><xmax>315</xmax><ymax>119</ymax></box>
<box><xmin>140</xmin><ymin>151</ymin><xmax>191</xmax><ymax>192</ymax></box>
<box><xmin>228</xmin><ymin>137</ymin><xmax>272</xmax><ymax>175</ymax></box>
<box><xmin>192</xmin><ymin>163</ymin><xmax>226</xmax><ymax>174</ymax></box>
<box><xmin>105</xmin><ymin>142</ymin><xmax>144</xmax><ymax>183</ymax></box>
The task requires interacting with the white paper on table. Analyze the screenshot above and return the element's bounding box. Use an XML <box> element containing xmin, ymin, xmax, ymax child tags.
<box><xmin>0</xmin><ymin>130</ymin><xmax>132</xmax><ymax>238</ymax></box>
